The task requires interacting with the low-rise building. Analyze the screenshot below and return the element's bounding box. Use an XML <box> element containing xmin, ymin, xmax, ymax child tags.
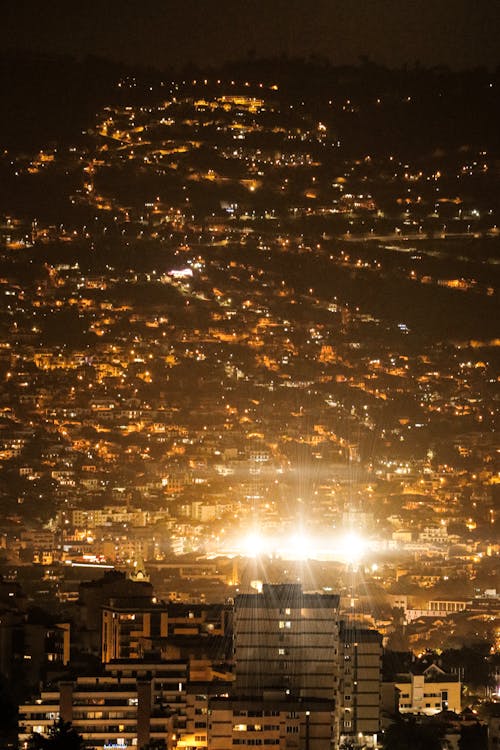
<box><xmin>207</xmin><ymin>694</ymin><xmax>335</xmax><ymax>750</ymax></box>
<box><xmin>19</xmin><ymin>660</ymin><xmax>188</xmax><ymax>750</ymax></box>
<box><xmin>382</xmin><ymin>663</ymin><xmax>461</xmax><ymax>716</ymax></box>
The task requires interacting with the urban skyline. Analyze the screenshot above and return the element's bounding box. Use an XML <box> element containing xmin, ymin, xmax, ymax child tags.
<box><xmin>0</xmin><ymin>12</ymin><xmax>499</xmax><ymax>750</ymax></box>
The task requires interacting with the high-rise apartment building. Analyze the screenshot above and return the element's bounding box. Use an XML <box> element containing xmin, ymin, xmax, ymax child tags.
<box><xmin>234</xmin><ymin>583</ymin><xmax>340</xmax><ymax>699</ymax></box>
<box><xmin>337</xmin><ymin>623</ymin><xmax>382</xmax><ymax>746</ymax></box>
<box><xmin>234</xmin><ymin>584</ymin><xmax>382</xmax><ymax>749</ymax></box>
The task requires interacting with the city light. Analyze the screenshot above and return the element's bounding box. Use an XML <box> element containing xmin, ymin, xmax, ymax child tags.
<box><xmin>221</xmin><ymin>528</ymin><xmax>373</xmax><ymax>565</ymax></box>
<box><xmin>337</xmin><ymin>531</ymin><xmax>368</xmax><ymax>566</ymax></box>
<box><xmin>2</xmin><ymin>36</ymin><xmax>499</xmax><ymax>750</ymax></box>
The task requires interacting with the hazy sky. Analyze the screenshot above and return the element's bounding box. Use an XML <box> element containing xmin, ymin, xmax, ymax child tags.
<box><xmin>4</xmin><ymin>0</ymin><xmax>500</xmax><ymax>70</ymax></box>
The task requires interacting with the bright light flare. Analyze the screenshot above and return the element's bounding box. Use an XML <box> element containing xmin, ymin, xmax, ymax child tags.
<box><xmin>213</xmin><ymin>527</ymin><xmax>374</xmax><ymax>564</ymax></box>
<box><xmin>337</xmin><ymin>531</ymin><xmax>367</xmax><ymax>566</ymax></box>
<box><xmin>242</xmin><ymin>532</ymin><xmax>266</xmax><ymax>558</ymax></box>
<box><xmin>287</xmin><ymin>532</ymin><xmax>314</xmax><ymax>561</ymax></box>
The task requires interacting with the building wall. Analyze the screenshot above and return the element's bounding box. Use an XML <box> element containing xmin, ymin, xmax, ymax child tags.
<box><xmin>19</xmin><ymin>662</ymin><xmax>187</xmax><ymax>750</ymax></box>
<box><xmin>234</xmin><ymin>584</ymin><xmax>339</xmax><ymax>699</ymax></box>
<box><xmin>102</xmin><ymin>606</ymin><xmax>168</xmax><ymax>662</ymax></box>
<box><xmin>338</xmin><ymin>625</ymin><xmax>382</xmax><ymax>744</ymax></box>
<box><xmin>392</xmin><ymin>673</ymin><xmax>461</xmax><ymax>715</ymax></box>
<box><xmin>208</xmin><ymin>697</ymin><xmax>335</xmax><ymax>750</ymax></box>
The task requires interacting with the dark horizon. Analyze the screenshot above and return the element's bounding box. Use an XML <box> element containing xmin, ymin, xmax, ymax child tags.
<box><xmin>3</xmin><ymin>0</ymin><xmax>500</xmax><ymax>73</ymax></box>
<box><xmin>3</xmin><ymin>46</ymin><xmax>500</xmax><ymax>76</ymax></box>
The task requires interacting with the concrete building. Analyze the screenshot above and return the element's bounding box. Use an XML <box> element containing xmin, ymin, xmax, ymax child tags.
<box><xmin>381</xmin><ymin>663</ymin><xmax>461</xmax><ymax>716</ymax></box>
<box><xmin>207</xmin><ymin>694</ymin><xmax>335</xmax><ymax>750</ymax></box>
<box><xmin>0</xmin><ymin>610</ymin><xmax>70</xmax><ymax>690</ymax></box>
<box><xmin>427</xmin><ymin>599</ymin><xmax>470</xmax><ymax>614</ymax></box>
<box><xmin>337</xmin><ymin>623</ymin><xmax>382</xmax><ymax>747</ymax></box>
<box><xmin>19</xmin><ymin>660</ymin><xmax>189</xmax><ymax>750</ymax></box>
<box><xmin>102</xmin><ymin>602</ymin><xmax>169</xmax><ymax>662</ymax></box>
<box><xmin>102</xmin><ymin>601</ymin><xmax>230</xmax><ymax>663</ymax></box>
<box><xmin>78</xmin><ymin>570</ymin><xmax>154</xmax><ymax>635</ymax></box>
<box><xmin>234</xmin><ymin>583</ymin><xmax>340</xmax><ymax>699</ymax></box>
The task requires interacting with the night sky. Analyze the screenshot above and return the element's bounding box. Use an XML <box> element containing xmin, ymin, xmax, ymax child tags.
<box><xmin>3</xmin><ymin>0</ymin><xmax>500</xmax><ymax>71</ymax></box>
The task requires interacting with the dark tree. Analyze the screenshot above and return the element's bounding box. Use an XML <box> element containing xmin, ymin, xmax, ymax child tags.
<box><xmin>339</xmin><ymin>739</ymin><xmax>357</xmax><ymax>750</ymax></box>
<box><xmin>140</xmin><ymin>742</ymin><xmax>167</xmax><ymax>750</ymax></box>
<box><xmin>28</xmin><ymin>719</ymin><xmax>85</xmax><ymax>750</ymax></box>
<box><xmin>0</xmin><ymin>674</ymin><xmax>17</xmax><ymax>745</ymax></box>
<box><xmin>440</xmin><ymin>646</ymin><xmax>491</xmax><ymax>689</ymax></box>
<box><xmin>382</xmin><ymin>716</ymin><xmax>444</xmax><ymax>750</ymax></box>
<box><xmin>458</xmin><ymin>722</ymin><xmax>487</xmax><ymax>750</ymax></box>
